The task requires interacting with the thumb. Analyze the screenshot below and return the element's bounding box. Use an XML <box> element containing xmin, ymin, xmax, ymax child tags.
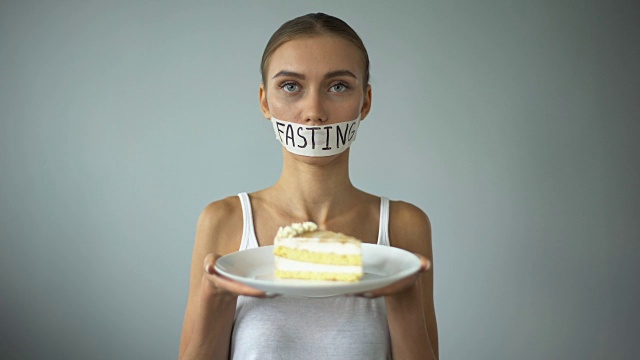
<box><xmin>203</xmin><ymin>253</ymin><xmax>222</xmax><ymax>275</ymax></box>
<box><xmin>416</xmin><ymin>253</ymin><xmax>431</xmax><ymax>272</ymax></box>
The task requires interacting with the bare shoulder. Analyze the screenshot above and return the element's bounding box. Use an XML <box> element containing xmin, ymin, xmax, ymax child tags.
<box><xmin>194</xmin><ymin>195</ymin><xmax>244</xmax><ymax>257</ymax></box>
<box><xmin>388</xmin><ymin>200</ymin><xmax>432</xmax><ymax>256</ymax></box>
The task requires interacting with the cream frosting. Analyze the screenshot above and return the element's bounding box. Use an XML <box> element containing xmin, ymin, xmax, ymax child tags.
<box><xmin>275</xmin><ymin>222</ymin><xmax>361</xmax><ymax>254</ymax></box>
<box><xmin>274</xmin><ymin>256</ymin><xmax>363</xmax><ymax>274</ymax></box>
<box><xmin>276</xmin><ymin>221</ymin><xmax>318</xmax><ymax>238</ymax></box>
<box><xmin>274</xmin><ymin>237</ymin><xmax>361</xmax><ymax>254</ymax></box>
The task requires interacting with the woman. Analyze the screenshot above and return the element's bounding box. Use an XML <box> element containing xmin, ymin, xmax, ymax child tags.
<box><xmin>179</xmin><ymin>13</ymin><xmax>438</xmax><ymax>360</ymax></box>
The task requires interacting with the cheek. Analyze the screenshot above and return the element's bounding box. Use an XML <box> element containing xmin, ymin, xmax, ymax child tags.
<box><xmin>266</xmin><ymin>95</ymin><xmax>299</xmax><ymax>119</ymax></box>
<box><xmin>267</xmin><ymin>92</ymin><xmax>289</xmax><ymax>106</ymax></box>
<box><xmin>267</xmin><ymin>88</ymin><xmax>304</xmax><ymax>106</ymax></box>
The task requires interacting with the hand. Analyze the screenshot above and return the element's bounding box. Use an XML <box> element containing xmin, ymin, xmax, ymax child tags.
<box><xmin>356</xmin><ymin>253</ymin><xmax>431</xmax><ymax>298</ymax></box>
<box><xmin>202</xmin><ymin>253</ymin><xmax>275</xmax><ymax>298</ymax></box>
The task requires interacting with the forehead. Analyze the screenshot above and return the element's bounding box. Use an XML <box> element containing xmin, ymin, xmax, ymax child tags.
<box><xmin>267</xmin><ymin>35</ymin><xmax>364</xmax><ymax>78</ymax></box>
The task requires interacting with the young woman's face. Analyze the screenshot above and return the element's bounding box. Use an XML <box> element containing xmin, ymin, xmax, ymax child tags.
<box><xmin>260</xmin><ymin>35</ymin><xmax>371</xmax><ymax>124</ymax></box>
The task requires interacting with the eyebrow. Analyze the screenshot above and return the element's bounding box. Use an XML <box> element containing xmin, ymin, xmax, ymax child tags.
<box><xmin>271</xmin><ymin>69</ymin><xmax>358</xmax><ymax>80</ymax></box>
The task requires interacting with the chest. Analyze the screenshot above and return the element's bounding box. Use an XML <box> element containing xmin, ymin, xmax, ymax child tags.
<box><xmin>253</xmin><ymin>209</ymin><xmax>381</xmax><ymax>247</ymax></box>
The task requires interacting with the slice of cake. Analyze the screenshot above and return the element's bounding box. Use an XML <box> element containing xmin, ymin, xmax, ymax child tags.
<box><xmin>273</xmin><ymin>222</ymin><xmax>363</xmax><ymax>282</ymax></box>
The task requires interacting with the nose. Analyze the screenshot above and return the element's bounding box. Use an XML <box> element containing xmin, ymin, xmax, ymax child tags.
<box><xmin>302</xmin><ymin>89</ymin><xmax>327</xmax><ymax>123</ymax></box>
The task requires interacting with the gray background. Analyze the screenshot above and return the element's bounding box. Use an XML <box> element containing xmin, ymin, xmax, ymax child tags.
<box><xmin>1</xmin><ymin>0</ymin><xmax>638</xmax><ymax>359</ymax></box>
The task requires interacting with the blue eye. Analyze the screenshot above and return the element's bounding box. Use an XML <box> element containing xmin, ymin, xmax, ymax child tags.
<box><xmin>330</xmin><ymin>82</ymin><xmax>349</xmax><ymax>93</ymax></box>
<box><xmin>281</xmin><ymin>82</ymin><xmax>299</xmax><ymax>93</ymax></box>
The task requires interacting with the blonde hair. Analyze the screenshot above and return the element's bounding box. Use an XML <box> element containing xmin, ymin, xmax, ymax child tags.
<box><xmin>260</xmin><ymin>13</ymin><xmax>370</xmax><ymax>89</ymax></box>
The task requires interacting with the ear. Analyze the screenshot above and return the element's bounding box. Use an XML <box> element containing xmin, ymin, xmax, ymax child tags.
<box><xmin>359</xmin><ymin>84</ymin><xmax>372</xmax><ymax>121</ymax></box>
<box><xmin>259</xmin><ymin>84</ymin><xmax>271</xmax><ymax>119</ymax></box>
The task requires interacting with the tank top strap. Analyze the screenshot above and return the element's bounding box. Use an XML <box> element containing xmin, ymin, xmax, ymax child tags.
<box><xmin>377</xmin><ymin>196</ymin><xmax>390</xmax><ymax>246</ymax></box>
<box><xmin>237</xmin><ymin>192</ymin><xmax>259</xmax><ymax>250</ymax></box>
<box><xmin>239</xmin><ymin>193</ymin><xmax>388</xmax><ymax>249</ymax></box>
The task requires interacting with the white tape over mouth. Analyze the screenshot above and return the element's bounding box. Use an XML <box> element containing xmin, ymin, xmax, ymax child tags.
<box><xmin>270</xmin><ymin>116</ymin><xmax>360</xmax><ymax>157</ymax></box>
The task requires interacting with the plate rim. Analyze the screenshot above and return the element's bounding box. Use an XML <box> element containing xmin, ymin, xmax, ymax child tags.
<box><xmin>214</xmin><ymin>243</ymin><xmax>421</xmax><ymax>297</ymax></box>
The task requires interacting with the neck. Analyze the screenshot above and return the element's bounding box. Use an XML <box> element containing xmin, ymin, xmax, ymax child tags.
<box><xmin>271</xmin><ymin>149</ymin><xmax>357</xmax><ymax>226</ymax></box>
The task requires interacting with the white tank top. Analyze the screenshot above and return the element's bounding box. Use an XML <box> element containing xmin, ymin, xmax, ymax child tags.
<box><xmin>230</xmin><ymin>192</ymin><xmax>391</xmax><ymax>360</ymax></box>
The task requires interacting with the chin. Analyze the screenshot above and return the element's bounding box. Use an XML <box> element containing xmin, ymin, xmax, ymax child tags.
<box><xmin>288</xmin><ymin>149</ymin><xmax>350</xmax><ymax>166</ymax></box>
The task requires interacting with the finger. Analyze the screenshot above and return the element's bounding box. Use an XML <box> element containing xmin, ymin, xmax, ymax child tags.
<box><xmin>206</xmin><ymin>271</ymin><xmax>268</xmax><ymax>297</ymax></box>
<box><xmin>412</xmin><ymin>253</ymin><xmax>430</xmax><ymax>272</ymax></box>
<box><xmin>203</xmin><ymin>253</ymin><xmax>219</xmax><ymax>275</ymax></box>
<box><xmin>416</xmin><ymin>254</ymin><xmax>431</xmax><ymax>272</ymax></box>
<box><xmin>202</xmin><ymin>253</ymin><xmax>270</xmax><ymax>298</ymax></box>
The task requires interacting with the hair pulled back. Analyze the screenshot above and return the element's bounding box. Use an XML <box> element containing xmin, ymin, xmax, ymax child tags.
<box><xmin>260</xmin><ymin>13</ymin><xmax>370</xmax><ymax>89</ymax></box>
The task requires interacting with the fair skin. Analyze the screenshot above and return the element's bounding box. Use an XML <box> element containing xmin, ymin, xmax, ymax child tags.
<box><xmin>179</xmin><ymin>34</ymin><xmax>438</xmax><ymax>360</ymax></box>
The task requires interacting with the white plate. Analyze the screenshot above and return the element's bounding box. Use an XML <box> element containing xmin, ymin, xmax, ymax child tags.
<box><xmin>214</xmin><ymin>244</ymin><xmax>421</xmax><ymax>297</ymax></box>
